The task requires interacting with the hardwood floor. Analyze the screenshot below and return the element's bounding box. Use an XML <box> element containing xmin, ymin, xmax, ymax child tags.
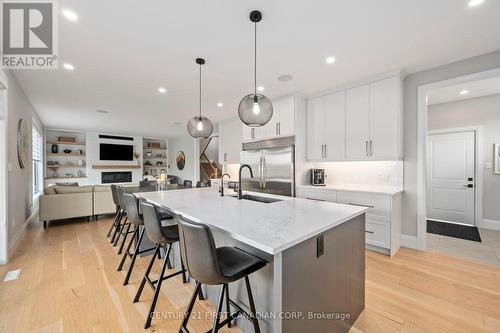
<box><xmin>1</xmin><ymin>216</ymin><xmax>500</xmax><ymax>332</ymax></box>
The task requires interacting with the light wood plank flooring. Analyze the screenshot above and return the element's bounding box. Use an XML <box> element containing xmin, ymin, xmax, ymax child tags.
<box><xmin>1</xmin><ymin>216</ymin><xmax>500</xmax><ymax>332</ymax></box>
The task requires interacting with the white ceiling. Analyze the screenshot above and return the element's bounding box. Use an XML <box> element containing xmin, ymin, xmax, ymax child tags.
<box><xmin>427</xmin><ymin>76</ymin><xmax>500</xmax><ymax>105</ymax></box>
<box><xmin>12</xmin><ymin>0</ymin><xmax>500</xmax><ymax>138</ymax></box>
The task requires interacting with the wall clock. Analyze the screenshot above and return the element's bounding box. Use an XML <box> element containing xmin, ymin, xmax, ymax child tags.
<box><xmin>17</xmin><ymin>119</ymin><xmax>29</xmax><ymax>169</ymax></box>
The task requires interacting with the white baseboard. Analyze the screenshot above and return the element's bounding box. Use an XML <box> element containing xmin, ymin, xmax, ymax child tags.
<box><xmin>8</xmin><ymin>208</ymin><xmax>38</xmax><ymax>257</ymax></box>
<box><xmin>400</xmin><ymin>234</ymin><xmax>418</xmax><ymax>249</ymax></box>
<box><xmin>478</xmin><ymin>219</ymin><xmax>500</xmax><ymax>231</ymax></box>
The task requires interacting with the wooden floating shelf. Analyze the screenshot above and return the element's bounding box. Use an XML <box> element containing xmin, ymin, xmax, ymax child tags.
<box><xmin>45</xmin><ymin>176</ymin><xmax>88</xmax><ymax>180</ymax></box>
<box><xmin>47</xmin><ymin>165</ymin><xmax>86</xmax><ymax>169</ymax></box>
<box><xmin>92</xmin><ymin>165</ymin><xmax>141</xmax><ymax>169</ymax></box>
<box><xmin>144</xmin><ymin>156</ymin><xmax>167</xmax><ymax>159</ymax></box>
<box><xmin>143</xmin><ymin>165</ymin><xmax>166</xmax><ymax>168</ymax></box>
<box><xmin>47</xmin><ymin>141</ymin><xmax>86</xmax><ymax>146</ymax></box>
<box><xmin>47</xmin><ymin>153</ymin><xmax>86</xmax><ymax>157</ymax></box>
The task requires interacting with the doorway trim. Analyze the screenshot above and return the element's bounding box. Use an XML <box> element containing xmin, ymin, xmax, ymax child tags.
<box><xmin>416</xmin><ymin>67</ymin><xmax>500</xmax><ymax>251</ymax></box>
<box><xmin>0</xmin><ymin>70</ymin><xmax>8</xmax><ymax>265</ymax></box>
<box><xmin>427</xmin><ymin>127</ymin><xmax>483</xmax><ymax>228</ymax></box>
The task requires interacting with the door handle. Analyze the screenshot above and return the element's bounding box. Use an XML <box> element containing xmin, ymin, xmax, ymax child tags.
<box><xmin>278</xmin><ymin>122</ymin><xmax>281</xmax><ymax>135</ymax></box>
<box><xmin>370</xmin><ymin>140</ymin><xmax>373</xmax><ymax>156</ymax></box>
<box><xmin>462</xmin><ymin>184</ymin><xmax>474</xmax><ymax>188</ymax></box>
<box><xmin>251</xmin><ymin>128</ymin><xmax>255</xmax><ymax>139</ymax></box>
<box><xmin>365</xmin><ymin>141</ymin><xmax>369</xmax><ymax>156</ymax></box>
<box><xmin>365</xmin><ymin>230</ymin><xmax>374</xmax><ymax>234</ymax></box>
<box><xmin>275</xmin><ymin>123</ymin><xmax>278</xmax><ymax>135</ymax></box>
<box><xmin>324</xmin><ymin>144</ymin><xmax>327</xmax><ymax>158</ymax></box>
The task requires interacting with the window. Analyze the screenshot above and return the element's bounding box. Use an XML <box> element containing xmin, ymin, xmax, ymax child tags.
<box><xmin>32</xmin><ymin>124</ymin><xmax>43</xmax><ymax>197</ymax></box>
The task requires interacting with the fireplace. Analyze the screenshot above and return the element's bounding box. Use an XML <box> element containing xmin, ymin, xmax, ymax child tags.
<box><xmin>101</xmin><ymin>171</ymin><xmax>132</xmax><ymax>184</ymax></box>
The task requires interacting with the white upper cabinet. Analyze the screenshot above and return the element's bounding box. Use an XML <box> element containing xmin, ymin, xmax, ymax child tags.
<box><xmin>370</xmin><ymin>76</ymin><xmax>399</xmax><ymax>159</ymax></box>
<box><xmin>219</xmin><ymin>118</ymin><xmax>242</xmax><ymax>164</ymax></box>
<box><xmin>324</xmin><ymin>91</ymin><xmax>346</xmax><ymax>160</ymax></box>
<box><xmin>306</xmin><ymin>91</ymin><xmax>346</xmax><ymax>161</ymax></box>
<box><xmin>346</xmin><ymin>84</ymin><xmax>371</xmax><ymax>160</ymax></box>
<box><xmin>307</xmin><ymin>73</ymin><xmax>402</xmax><ymax>161</ymax></box>
<box><xmin>242</xmin><ymin>95</ymin><xmax>296</xmax><ymax>142</ymax></box>
<box><xmin>306</xmin><ymin>97</ymin><xmax>325</xmax><ymax>160</ymax></box>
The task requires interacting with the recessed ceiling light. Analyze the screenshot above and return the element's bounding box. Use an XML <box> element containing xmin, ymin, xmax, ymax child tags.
<box><xmin>468</xmin><ymin>0</ymin><xmax>485</xmax><ymax>7</ymax></box>
<box><xmin>158</xmin><ymin>87</ymin><xmax>167</xmax><ymax>94</ymax></box>
<box><xmin>326</xmin><ymin>56</ymin><xmax>336</xmax><ymax>64</ymax></box>
<box><xmin>63</xmin><ymin>63</ymin><xmax>74</xmax><ymax>71</ymax></box>
<box><xmin>217</xmin><ymin>102</ymin><xmax>224</xmax><ymax>107</ymax></box>
<box><xmin>460</xmin><ymin>90</ymin><xmax>469</xmax><ymax>95</ymax></box>
<box><xmin>96</xmin><ymin>109</ymin><xmax>108</xmax><ymax>114</ymax></box>
<box><xmin>257</xmin><ymin>86</ymin><xmax>265</xmax><ymax>92</ymax></box>
<box><xmin>278</xmin><ymin>74</ymin><xmax>293</xmax><ymax>82</ymax></box>
<box><xmin>62</xmin><ymin>9</ymin><xmax>78</xmax><ymax>21</ymax></box>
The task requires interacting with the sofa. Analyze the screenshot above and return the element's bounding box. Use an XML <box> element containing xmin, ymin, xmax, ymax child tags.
<box><xmin>39</xmin><ymin>184</ymin><xmax>116</xmax><ymax>228</ymax></box>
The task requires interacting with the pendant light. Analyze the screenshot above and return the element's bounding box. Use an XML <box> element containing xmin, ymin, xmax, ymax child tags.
<box><xmin>187</xmin><ymin>58</ymin><xmax>213</xmax><ymax>138</ymax></box>
<box><xmin>238</xmin><ymin>10</ymin><xmax>273</xmax><ymax>127</ymax></box>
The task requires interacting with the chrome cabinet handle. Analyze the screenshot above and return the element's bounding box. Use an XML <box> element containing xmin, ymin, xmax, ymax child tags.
<box><xmin>365</xmin><ymin>230</ymin><xmax>374</xmax><ymax>234</ymax></box>
<box><xmin>251</xmin><ymin>128</ymin><xmax>255</xmax><ymax>139</ymax></box>
<box><xmin>324</xmin><ymin>144</ymin><xmax>327</xmax><ymax>158</ymax></box>
<box><xmin>366</xmin><ymin>141</ymin><xmax>369</xmax><ymax>156</ymax></box>
<box><xmin>370</xmin><ymin>140</ymin><xmax>373</xmax><ymax>156</ymax></box>
<box><xmin>278</xmin><ymin>122</ymin><xmax>281</xmax><ymax>135</ymax></box>
<box><xmin>224</xmin><ymin>153</ymin><xmax>227</xmax><ymax>162</ymax></box>
<box><xmin>275</xmin><ymin>123</ymin><xmax>278</xmax><ymax>135</ymax></box>
<box><xmin>348</xmin><ymin>202</ymin><xmax>375</xmax><ymax>208</ymax></box>
<box><xmin>306</xmin><ymin>197</ymin><xmax>326</xmax><ymax>201</ymax></box>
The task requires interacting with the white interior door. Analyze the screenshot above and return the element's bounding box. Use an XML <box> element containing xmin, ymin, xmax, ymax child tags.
<box><xmin>426</xmin><ymin>131</ymin><xmax>475</xmax><ymax>225</ymax></box>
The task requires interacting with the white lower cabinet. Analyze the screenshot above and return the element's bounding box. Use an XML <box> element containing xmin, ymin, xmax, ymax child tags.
<box><xmin>297</xmin><ymin>186</ymin><xmax>401</xmax><ymax>256</ymax></box>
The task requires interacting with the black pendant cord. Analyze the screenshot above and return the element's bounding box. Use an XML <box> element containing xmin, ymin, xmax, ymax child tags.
<box><xmin>199</xmin><ymin>63</ymin><xmax>202</xmax><ymax>118</ymax></box>
<box><xmin>254</xmin><ymin>21</ymin><xmax>257</xmax><ymax>98</ymax></box>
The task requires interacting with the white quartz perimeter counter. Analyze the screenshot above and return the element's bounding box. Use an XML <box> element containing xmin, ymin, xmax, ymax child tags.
<box><xmin>135</xmin><ymin>188</ymin><xmax>366</xmax><ymax>255</ymax></box>
<box><xmin>297</xmin><ymin>184</ymin><xmax>403</xmax><ymax>195</ymax></box>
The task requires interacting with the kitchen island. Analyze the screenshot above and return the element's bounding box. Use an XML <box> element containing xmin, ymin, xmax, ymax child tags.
<box><xmin>136</xmin><ymin>187</ymin><xmax>367</xmax><ymax>333</ymax></box>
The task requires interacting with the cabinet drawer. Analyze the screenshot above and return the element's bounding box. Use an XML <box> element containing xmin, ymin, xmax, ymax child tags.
<box><xmin>365</xmin><ymin>219</ymin><xmax>390</xmax><ymax>249</ymax></box>
<box><xmin>337</xmin><ymin>191</ymin><xmax>391</xmax><ymax>221</ymax></box>
<box><xmin>297</xmin><ymin>187</ymin><xmax>337</xmax><ymax>202</ymax></box>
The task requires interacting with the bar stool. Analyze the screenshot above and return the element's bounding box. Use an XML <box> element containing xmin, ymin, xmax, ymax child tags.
<box><xmin>196</xmin><ymin>181</ymin><xmax>207</xmax><ymax>188</ymax></box>
<box><xmin>117</xmin><ymin>193</ymin><xmax>161</xmax><ymax>285</ymax></box>
<box><xmin>133</xmin><ymin>201</ymin><xmax>188</xmax><ymax>329</ymax></box>
<box><xmin>177</xmin><ymin>215</ymin><xmax>266</xmax><ymax>333</ymax></box>
<box><xmin>106</xmin><ymin>184</ymin><xmax>123</xmax><ymax>238</ymax></box>
<box><xmin>113</xmin><ymin>186</ymin><xmax>135</xmax><ymax>253</ymax></box>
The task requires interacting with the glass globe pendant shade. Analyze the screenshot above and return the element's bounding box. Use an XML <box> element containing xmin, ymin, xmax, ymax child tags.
<box><xmin>238</xmin><ymin>93</ymin><xmax>273</xmax><ymax>127</ymax></box>
<box><xmin>187</xmin><ymin>115</ymin><xmax>213</xmax><ymax>138</ymax></box>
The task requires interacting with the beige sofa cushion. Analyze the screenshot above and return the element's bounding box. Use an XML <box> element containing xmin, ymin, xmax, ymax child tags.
<box><xmin>44</xmin><ymin>185</ymin><xmax>57</xmax><ymax>195</ymax></box>
<box><xmin>39</xmin><ymin>192</ymin><xmax>93</xmax><ymax>221</ymax></box>
<box><xmin>93</xmin><ymin>185</ymin><xmax>111</xmax><ymax>192</ymax></box>
<box><xmin>55</xmin><ymin>185</ymin><xmax>93</xmax><ymax>194</ymax></box>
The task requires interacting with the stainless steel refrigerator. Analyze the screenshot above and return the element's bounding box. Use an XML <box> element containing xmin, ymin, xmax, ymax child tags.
<box><xmin>240</xmin><ymin>137</ymin><xmax>295</xmax><ymax>197</ymax></box>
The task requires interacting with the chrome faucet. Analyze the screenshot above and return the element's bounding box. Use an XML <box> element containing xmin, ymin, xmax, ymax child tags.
<box><xmin>220</xmin><ymin>173</ymin><xmax>231</xmax><ymax>196</ymax></box>
<box><xmin>238</xmin><ymin>164</ymin><xmax>253</xmax><ymax>200</ymax></box>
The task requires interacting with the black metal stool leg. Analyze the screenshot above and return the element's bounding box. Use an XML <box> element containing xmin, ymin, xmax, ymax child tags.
<box><xmin>106</xmin><ymin>208</ymin><xmax>120</xmax><ymax>237</ymax></box>
<box><xmin>113</xmin><ymin>217</ymin><xmax>128</xmax><ymax>247</ymax></box>
<box><xmin>134</xmin><ymin>245</ymin><xmax>159</xmax><ymax>303</ymax></box>
<box><xmin>179</xmin><ymin>282</ymin><xmax>201</xmax><ymax>332</ymax></box>
<box><xmin>110</xmin><ymin>210</ymin><xmax>123</xmax><ymax>243</ymax></box>
<box><xmin>245</xmin><ymin>276</ymin><xmax>261</xmax><ymax>333</ymax></box>
<box><xmin>117</xmin><ymin>227</ymin><xmax>138</xmax><ymax>271</ymax></box>
<box><xmin>118</xmin><ymin>222</ymin><xmax>131</xmax><ymax>255</ymax></box>
<box><xmin>145</xmin><ymin>244</ymin><xmax>171</xmax><ymax>329</ymax></box>
<box><xmin>123</xmin><ymin>227</ymin><xmax>145</xmax><ymax>285</ymax></box>
<box><xmin>210</xmin><ymin>284</ymin><xmax>226</xmax><ymax>333</ymax></box>
<box><xmin>225</xmin><ymin>283</ymin><xmax>231</xmax><ymax>328</ymax></box>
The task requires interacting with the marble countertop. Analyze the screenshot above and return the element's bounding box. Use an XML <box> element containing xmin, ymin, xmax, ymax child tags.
<box><xmin>136</xmin><ymin>188</ymin><xmax>367</xmax><ymax>255</ymax></box>
<box><xmin>297</xmin><ymin>184</ymin><xmax>403</xmax><ymax>195</ymax></box>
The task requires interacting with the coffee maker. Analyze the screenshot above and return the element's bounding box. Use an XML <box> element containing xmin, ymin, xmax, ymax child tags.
<box><xmin>310</xmin><ymin>169</ymin><xmax>325</xmax><ymax>186</ymax></box>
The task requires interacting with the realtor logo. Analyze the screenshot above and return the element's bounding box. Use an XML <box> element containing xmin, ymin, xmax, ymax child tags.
<box><xmin>1</xmin><ymin>0</ymin><xmax>58</xmax><ymax>69</ymax></box>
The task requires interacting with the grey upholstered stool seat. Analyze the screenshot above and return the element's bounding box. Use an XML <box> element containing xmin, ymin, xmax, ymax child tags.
<box><xmin>133</xmin><ymin>201</ymin><xmax>187</xmax><ymax>329</ymax></box>
<box><xmin>177</xmin><ymin>216</ymin><xmax>266</xmax><ymax>333</ymax></box>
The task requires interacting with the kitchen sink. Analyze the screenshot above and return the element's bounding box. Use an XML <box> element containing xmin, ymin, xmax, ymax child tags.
<box><xmin>229</xmin><ymin>194</ymin><xmax>283</xmax><ymax>203</ymax></box>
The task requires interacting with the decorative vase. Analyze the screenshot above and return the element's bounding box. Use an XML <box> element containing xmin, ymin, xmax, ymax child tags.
<box><xmin>51</xmin><ymin>144</ymin><xmax>58</xmax><ymax>153</ymax></box>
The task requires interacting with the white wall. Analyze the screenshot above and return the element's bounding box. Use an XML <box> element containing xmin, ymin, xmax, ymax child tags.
<box><xmin>168</xmin><ymin>135</ymin><xmax>199</xmax><ymax>184</ymax></box>
<box><xmin>403</xmin><ymin>50</ymin><xmax>500</xmax><ymax>236</ymax></box>
<box><xmin>307</xmin><ymin>161</ymin><xmax>403</xmax><ymax>187</ymax></box>
<box><xmin>428</xmin><ymin>93</ymin><xmax>500</xmax><ymax>221</ymax></box>
<box><xmin>5</xmin><ymin>70</ymin><xmax>43</xmax><ymax>248</ymax></box>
